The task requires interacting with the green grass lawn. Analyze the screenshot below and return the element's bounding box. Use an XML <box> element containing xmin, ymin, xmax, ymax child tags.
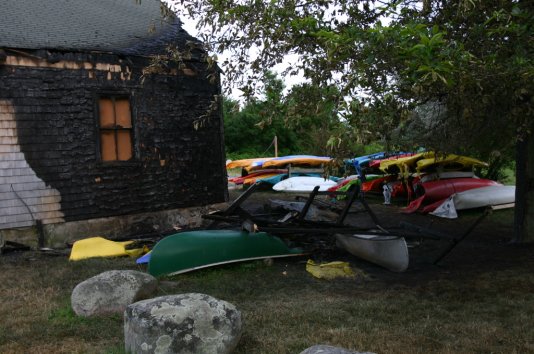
<box><xmin>1</xmin><ymin>232</ymin><xmax>533</xmax><ymax>354</ymax></box>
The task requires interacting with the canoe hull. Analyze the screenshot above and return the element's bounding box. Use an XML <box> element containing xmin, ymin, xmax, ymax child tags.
<box><xmin>148</xmin><ymin>230</ymin><xmax>304</xmax><ymax>277</ymax></box>
<box><xmin>335</xmin><ymin>234</ymin><xmax>409</xmax><ymax>272</ymax></box>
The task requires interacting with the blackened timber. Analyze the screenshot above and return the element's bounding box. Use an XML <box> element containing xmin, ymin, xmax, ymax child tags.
<box><xmin>206</xmin><ymin>181</ymin><xmax>264</xmax><ymax>229</ymax></box>
<box><xmin>297</xmin><ymin>185</ymin><xmax>320</xmax><ymax>221</ymax></box>
<box><xmin>359</xmin><ymin>194</ymin><xmax>384</xmax><ymax>229</ymax></box>
<box><xmin>335</xmin><ymin>184</ymin><xmax>360</xmax><ymax>225</ymax></box>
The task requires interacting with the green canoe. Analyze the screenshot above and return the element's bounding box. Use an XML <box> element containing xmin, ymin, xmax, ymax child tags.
<box><xmin>147</xmin><ymin>230</ymin><xmax>305</xmax><ymax>277</ymax></box>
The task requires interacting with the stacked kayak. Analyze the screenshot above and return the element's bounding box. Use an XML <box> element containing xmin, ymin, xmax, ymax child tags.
<box><xmin>403</xmin><ymin>177</ymin><xmax>502</xmax><ymax>213</ymax></box>
<box><xmin>228</xmin><ymin>169</ymin><xmax>287</xmax><ymax>185</ymax></box>
<box><xmin>430</xmin><ymin>185</ymin><xmax>516</xmax><ymax>218</ymax></box>
<box><xmin>272</xmin><ymin>176</ymin><xmax>337</xmax><ymax>192</ymax></box>
<box><xmin>344</xmin><ymin>150</ymin><xmax>514</xmax><ymax>216</ymax></box>
<box><xmin>226</xmin><ymin>155</ymin><xmax>333</xmax><ymax>189</ymax></box>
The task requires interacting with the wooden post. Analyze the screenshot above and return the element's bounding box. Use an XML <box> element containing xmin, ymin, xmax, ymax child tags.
<box><xmin>514</xmin><ymin>130</ymin><xmax>534</xmax><ymax>243</ymax></box>
<box><xmin>274</xmin><ymin>135</ymin><xmax>278</xmax><ymax>157</ymax></box>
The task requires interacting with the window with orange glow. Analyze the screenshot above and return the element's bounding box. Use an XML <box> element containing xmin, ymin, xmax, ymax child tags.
<box><xmin>98</xmin><ymin>97</ymin><xmax>133</xmax><ymax>161</ymax></box>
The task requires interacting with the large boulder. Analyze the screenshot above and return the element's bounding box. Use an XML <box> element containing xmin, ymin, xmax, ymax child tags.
<box><xmin>124</xmin><ymin>293</ymin><xmax>242</xmax><ymax>354</ymax></box>
<box><xmin>300</xmin><ymin>345</ymin><xmax>376</xmax><ymax>354</ymax></box>
<box><xmin>71</xmin><ymin>270</ymin><xmax>158</xmax><ymax>317</ymax></box>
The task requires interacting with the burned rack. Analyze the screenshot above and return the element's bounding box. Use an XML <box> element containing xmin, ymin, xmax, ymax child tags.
<box><xmin>204</xmin><ymin>181</ymin><xmax>491</xmax><ymax>265</ymax></box>
<box><xmin>203</xmin><ymin>181</ymin><xmax>389</xmax><ymax>236</ymax></box>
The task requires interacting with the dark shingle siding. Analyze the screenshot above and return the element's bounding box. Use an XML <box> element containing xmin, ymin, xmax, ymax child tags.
<box><xmin>1</xmin><ymin>0</ymin><xmax>200</xmax><ymax>56</ymax></box>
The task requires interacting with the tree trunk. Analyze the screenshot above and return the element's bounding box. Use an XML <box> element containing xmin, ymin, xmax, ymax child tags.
<box><xmin>514</xmin><ymin>132</ymin><xmax>534</xmax><ymax>243</ymax></box>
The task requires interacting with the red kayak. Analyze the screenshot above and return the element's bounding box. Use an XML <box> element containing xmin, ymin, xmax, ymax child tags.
<box><xmin>403</xmin><ymin>178</ymin><xmax>501</xmax><ymax>214</ymax></box>
<box><xmin>229</xmin><ymin>169</ymin><xmax>287</xmax><ymax>185</ymax></box>
<box><xmin>361</xmin><ymin>175</ymin><xmax>397</xmax><ymax>192</ymax></box>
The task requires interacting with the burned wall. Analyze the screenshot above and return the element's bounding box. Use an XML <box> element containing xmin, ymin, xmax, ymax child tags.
<box><xmin>0</xmin><ymin>51</ymin><xmax>227</xmax><ymax>226</ymax></box>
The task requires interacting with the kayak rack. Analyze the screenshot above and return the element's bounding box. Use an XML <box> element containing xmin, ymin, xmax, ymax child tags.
<box><xmin>205</xmin><ymin>181</ymin><xmax>494</xmax><ymax>267</ymax></box>
<box><xmin>204</xmin><ymin>181</ymin><xmax>389</xmax><ymax>236</ymax></box>
<box><xmin>400</xmin><ymin>207</ymin><xmax>491</xmax><ymax>264</ymax></box>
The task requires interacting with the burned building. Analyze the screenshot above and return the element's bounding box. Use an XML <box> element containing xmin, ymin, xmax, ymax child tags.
<box><xmin>0</xmin><ymin>0</ymin><xmax>228</xmax><ymax>247</ymax></box>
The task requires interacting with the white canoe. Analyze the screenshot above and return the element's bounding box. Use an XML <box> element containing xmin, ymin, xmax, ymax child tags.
<box><xmin>335</xmin><ymin>233</ymin><xmax>409</xmax><ymax>272</ymax></box>
<box><xmin>431</xmin><ymin>185</ymin><xmax>516</xmax><ymax>219</ymax></box>
<box><xmin>272</xmin><ymin>176</ymin><xmax>337</xmax><ymax>192</ymax></box>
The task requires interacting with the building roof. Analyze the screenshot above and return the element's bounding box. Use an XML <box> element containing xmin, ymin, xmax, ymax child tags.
<box><xmin>1</xmin><ymin>0</ymin><xmax>200</xmax><ymax>56</ymax></box>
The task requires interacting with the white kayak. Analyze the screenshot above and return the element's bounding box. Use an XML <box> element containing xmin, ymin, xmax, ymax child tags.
<box><xmin>272</xmin><ymin>176</ymin><xmax>337</xmax><ymax>192</ymax></box>
<box><xmin>335</xmin><ymin>233</ymin><xmax>409</xmax><ymax>272</ymax></box>
<box><xmin>420</xmin><ymin>171</ymin><xmax>477</xmax><ymax>183</ymax></box>
<box><xmin>431</xmin><ymin>185</ymin><xmax>516</xmax><ymax>219</ymax></box>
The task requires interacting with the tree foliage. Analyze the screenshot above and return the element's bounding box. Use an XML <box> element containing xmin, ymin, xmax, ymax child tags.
<box><xmin>171</xmin><ymin>0</ymin><xmax>532</xmax><ymax>155</ymax></box>
<box><xmin>168</xmin><ymin>0</ymin><xmax>533</xmax><ymax>239</ymax></box>
<box><xmin>224</xmin><ymin>72</ymin><xmax>358</xmax><ymax>158</ymax></box>
<box><xmin>223</xmin><ymin>72</ymin><xmax>298</xmax><ymax>157</ymax></box>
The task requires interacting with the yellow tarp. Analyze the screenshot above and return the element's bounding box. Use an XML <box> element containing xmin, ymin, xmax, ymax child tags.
<box><xmin>69</xmin><ymin>236</ymin><xmax>144</xmax><ymax>261</ymax></box>
<box><xmin>306</xmin><ymin>259</ymin><xmax>360</xmax><ymax>280</ymax></box>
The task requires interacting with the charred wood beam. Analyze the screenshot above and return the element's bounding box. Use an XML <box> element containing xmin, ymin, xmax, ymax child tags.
<box><xmin>4</xmin><ymin>48</ymin><xmax>45</xmax><ymax>60</ymax></box>
<box><xmin>335</xmin><ymin>184</ymin><xmax>360</xmax><ymax>225</ymax></box>
<box><xmin>298</xmin><ymin>186</ymin><xmax>320</xmax><ymax>221</ymax></box>
<box><xmin>206</xmin><ymin>181</ymin><xmax>264</xmax><ymax>229</ymax></box>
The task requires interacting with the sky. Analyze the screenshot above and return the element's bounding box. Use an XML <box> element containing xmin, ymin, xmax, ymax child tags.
<box><xmin>163</xmin><ymin>1</ymin><xmax>396</xmax><ymax>102</ymax></box>
<box><xmin>164</xmin><ymin>1</ymin><xmax>308</xmax><ymax>101</ymax></box>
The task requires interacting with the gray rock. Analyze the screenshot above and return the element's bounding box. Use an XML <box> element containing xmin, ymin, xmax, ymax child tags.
<box><xmin>71</xmin><ymin>270</ymin><xmax>158</xmax><ymax>317</ymax></box>
<box><xmin>124</xmin><ymin>293</ymin><xmax>242</xmax><ymax>354</ymax></box>
<box><xmin>300</xmin><ymin>345</ymin><xmax>376</xmax><ymax>354</ymax></box>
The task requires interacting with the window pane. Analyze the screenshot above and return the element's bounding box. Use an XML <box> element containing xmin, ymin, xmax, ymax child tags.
<box><xmin>115</xmin><ymin>99</ymin><xmax>132</xmax><ymax>128</ymax></box>
<box><xmin>117</xmin><ymin>130</ymin><xmax>133</xmax><ymax>161</ymax></box>
<box><xmin>101</xmin><ymin>131</ymin><xmax>117</xmax><ymax>161</ymax></box>
<box><xmin>99</xmin><ymin>98</ymin><xmax>115</xmax><ymax>128</ymax></box>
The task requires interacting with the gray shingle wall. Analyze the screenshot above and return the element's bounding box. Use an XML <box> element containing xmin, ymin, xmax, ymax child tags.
<box><xmin>0</xmin><ymin>51</ymin><xmax>226</xmax><ymax>228</ymax></box>
<box><xmin>0</xmin><ymin>100</ymin><xmax>65</xmax><ymax>229</ymax></box>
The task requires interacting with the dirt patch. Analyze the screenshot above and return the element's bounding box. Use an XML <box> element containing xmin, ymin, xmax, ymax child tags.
<box><xmin>230</xmin><ymin>189</ymin><xmax>534</xmax><ymax>287</ymax></box>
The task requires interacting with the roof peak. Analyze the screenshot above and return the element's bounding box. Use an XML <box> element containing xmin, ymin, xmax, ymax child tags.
<box><xmin>1</xmin><ymin>0</ymin><xmax>200</xmax><ymax>56</ymax></box>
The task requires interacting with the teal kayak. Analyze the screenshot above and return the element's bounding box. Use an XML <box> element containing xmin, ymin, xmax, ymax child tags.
<box><xmin>148</xmin><ymin>230</ymin><xmax>305</xmax><ymax>277</ymax></box>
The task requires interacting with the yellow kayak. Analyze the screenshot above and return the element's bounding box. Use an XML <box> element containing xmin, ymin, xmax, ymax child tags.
<box><xmin>379</xmin><ymin>152</ymin><xmax>432</xmax><ymax>176</ymax></box>
<box><xmin>262</xmin><ymin>155</ymin><xmax>332</xmax><ymax>168</ymax></box>
<box><xmin>379</xmin><ymin>152</ymin><xmax>487</xmax><ymax>176</ymax></box>
<box><xmin>226</xmin><ymin>157</ymin><xmax>274</xmax><ymax>170</ymax></box>
<box><xmin>416</xmin><ymin>154</ymin><xmax>488</xmax><ymax>172</ymax></box>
